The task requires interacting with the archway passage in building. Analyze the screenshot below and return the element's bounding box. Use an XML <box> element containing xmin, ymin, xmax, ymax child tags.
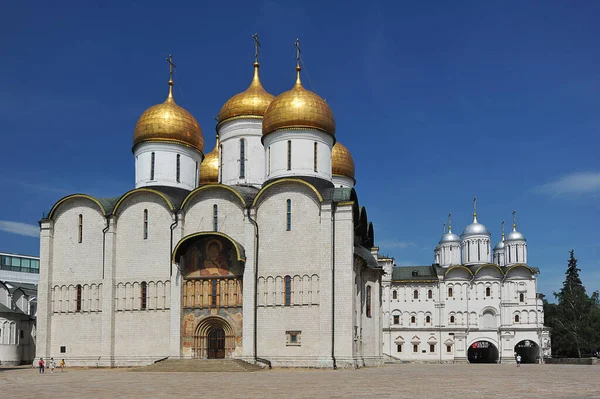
<box><xmin>514</xmin><ymin>340</ymin><xmax>538</xmax><ymax>364</ymax></box>
<box><xmin>208</xmin><ymin>327</ymin><xmax>226</xmax><ymax>359</ymax></box>
<box><xmin>193</xmin><ymin>316</ymin><xmax>236</xmax><ymax>359</ymax></box>
<box><xmin>468</xmin><ymin>341</ymin><xmax>499</xmax><ymax>363</ymax></box>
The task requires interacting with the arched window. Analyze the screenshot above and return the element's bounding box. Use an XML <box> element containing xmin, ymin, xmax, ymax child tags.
<box><xmin>218</xmin><ymin>144</ymin><xmax>223</xmax><ymax>182</ymax></box>
<box><xmin>486</xmin><ymin>287</ymin><xmax>491</xmax><ymax>297</ymax></box>
<box><xmin>478</xmin><ymin>241</ymin><xmax>481</xmax><ymax>261</ymax></box>
<box><xmin>143</xmin><ymin>209</ymin><xmax>148</xmax><ymax>239</ymax></box>
<box><xmin>413</xmin><ymin>344</ymin><xmax>418</xmax><ymax>353</ymax></box>
<box><xmin>413</xmin><ymin>290</ymin><xmax>419</xmax><ymax>299</ymax></box>
<box><xmin>239</xmin><ymin>139</ymin><xmax>245</xmax><ymax>178</ymax></box>
<box><xmin>397</xmin><ymin>344</ymin><xmax>402</xmax><ymax>352</ymax></box>
<box><xmin>211</xmin><ymin>280</ymin><xmax>218</xmax><ymax>307</ymax></box>
<box><xmin>514</xmin><ymin>314</ymin><xmax>520</xmax><ymax>323</ymax></box>
<box><xmin>426</xmin><ymin>315</ymin><xmax>431</xmax><ymax>324</ymax></box>
<box><xmin>450</xmin><ymin>315</ymin><xmax>455</xmax><ymax>324</ymax></box>
<box><xmin>428</xmin><ymin>290</ymin><xmax>433</xmax><ymax>299</ymax></box>
<box><xmin>140</xmin><ymin>282</ymin><xmax>147</xmax><ymax>310</ymax></box>
<box><xmin>366</xmin><ymin>285</ymin><xmax>372</xmax><ymax>318</ymax></box>
<box><xmin>176</xmin><ymin>154</ymin><xmax>181</xmax><ymax>182</ymax></box>
<box><xmin>313</xmin><ymin>142</ymin><xmax>318</xmax><ymax>172</ymax></box>
<box><xmin>267</xmin><ymin>146</ymin><xmax>271</xmax><ymax>175</ymax></box>
<box><xmin>519</xmin><ymin>293</ymin><xmax>525</xmax><ymax>302</ymax></box>
<box><xmin>286</xmin><ymin>199</ymin><xmax>292</xmax><ymax>231</ymax></box>
<box><xmin>150</xmin><ymin>152</ymin><xmax>155</xmax><ymax>180</ymax></box>
<box><xmin>393</xmin><ymin>315</ymin><xmax>400</xmax><ymax>324</ymax></box>
<box><xmin>446</xmin><ymin>345</ymin><xmax>452</xmax><ymax>353</ymax></box>
<box><xmin>78</xmin><ymin>214</ymin><xmax>83</xmax><ymax>243</ymax></box>
<box><xmin>76</xmin><ymin>285</ymin><xmax>82</xmax><ymax>312</ymax></box>
<box><xmin>448</xmin><ymin>287</ymin><xmax>453</xmax><ymax>298</ymax></box>
<box><xmin>411</xmin><ymin>315</ymin><xmax>416</xmax><ymax>324</ymax></box>
<box><xmin>195</xmin><ymin>161</ymin><xmax>199</xmax><ymax>184</ymax></box>
<box><xmin>467</xmin><ymin>241</ymin><xmax>470</xmax><ymax>262</ymax></box>
<box><xmin>213</xmin><ymin>204</ymin><xmax>218</xmax><ymax>232</ymax></box>
<box><xmin>284</xmin><ymin>275</ymin><xmax>292</xmax><ymax>306</ymax></box>
<box><xmin>392</xmin><ymin>290</ymin><xmax>397</xmax><ymax>300</ymax></box>
<box><xmin>509</xmin><ymin>248</ymin><xmax>512</xmax><ymax>263</ymax></box>
<box><xmin>429</xmin><ymin>344</ymin><xmax>435</xmax><ymax>353</ymax></box>
<box><xmin>287</xmin><ymin>140</ymin><xmax>292</xmax><ymax>170</ymax></box>
<box><xmin>516</xmin><ymin>245</ymin><xmax>519</xmax><ymax>262</ymax></box>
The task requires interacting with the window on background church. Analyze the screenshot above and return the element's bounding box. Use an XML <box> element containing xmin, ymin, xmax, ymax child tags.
<box><xmin>213</xmin><ymin>204</ymin><xmax>218</xmax><ymax>231</ymax></box>
<box><xmin>284</xmin><ymin>275</ymin><xmax>292</xmax><ymax>306</ymax></box>
<box><xmin>176</xmin><ymin>154</ymin><xmax>181</xmax><ymax>183</ymax></box>
<box><xmin>450</xmin><ymin>315</ymin><xmax>455</xmax><ymax>324</ymax></box>
<box><xmin>287</xmin><ymin>140</ymin><xmax>292</xmax><ymax>170</ymax></box>
<box><xmin>446</xmin><ymin>345</ymin><xmax>452</xmax><ymax>353</ymax></box>
<box><xmin>519</xmin><ymin>293</ymin><xmax>525</xmax><ymax>302</ymax></box>
<box><xmin>76</xmin><ymin>285</ymin><xmax>82</xmax><ymax>312</ymax></box>
<box><xmin>467</xmin><ymin>241</ymin><xmax>470</xmax><ymax>262</ymax></box>
<box><xmin>78</xmin><ymin>214</ymin><xmax>83</xmax><ymax>243</ymax></box>
<box><xmin>211</xmin><ymin>280</ymin><xmax>218</xmax><ymax>307</ymax></box>
<box><xmin>143</xmin><ymin>209</ymin><xmax>148</xmax><ymax>239</ymax></box>
<box><xmin>313</xmin><ymin>142</ymin><xmax>318</xmax><ymax>172</ymax></box>
<box><xmin>448</xmin><ymin>287</ymin><xmax>453</xmax><ymax>298</ymax></box>
<box><xmin>392</xmin><ymin>290</ymin><xmax>397</xmax><ymax>299</ymax></box>
<box><xmin>366</xmin><ymin>285</ymin><xmax>372</xmax><ymax>317</ymax></box>
<box><xmin>426</xmin><ymin>315</ymin><xmax>431</xmax><ymax>324</ymax></box>
<box><xmin>140</xmin><ymin>282</ymin><xmax>147</xmax><ymax>310</ymax></box>
<box><xmin>413</xmin><ymin>290</ymin><xmax>418</xmax><ymax>299</ymax></box>
<box><xmin>486</xmin><ymin>287</ymin><xmax>491</xmax><ymax>297</ymax></box>
<box><xmin>428</xmin><ymin>290</ymin><xmax>433</xmax><ymax>299</ymax></box>
<box><xmin>150</xmin><ymin>152</ymin><xmax>155</xmax><ymax>180</ymax></box>
<box><xmin>393</xmin><ymin>315</ymin><xmax>400</xmax><ymax>324</ymax></box>
<box><xmin>413</xmin><ymin>344</ymin><xmax>418</xmax><ymax>353</ymax></box>
<box><xmin>429</xmin><ymin>344</ymin><xmax>435</xmax><ymax>353</ymax></box>
<box><xmin>514</xmin><ymin>314</ymin><xmax>520</xmax><ymax>323</ymax></box>
<box><xmin>239</xmin><ymin>139</ymin><xmax>246</xmax><ymax>178</ymax></box>
<box><xmin>509</xmin><ymin>248</ymin><xmax>512</xmax><ymax>263</ymax></box>
<box><xmin>411</xmin><ymin>315</ymin><xmax>416</xmax><ymax>324</ymax></box>
<box><xmin>286</xmin><ymin>199</ymin><xmax>292</xmax><ymax>231</ymax></box>
<box><xmin>478</xmin><ymin>241</ymin><xmax>481</xmax><ymax>261</ymax></box>
<box><xmin>397</xmin><ymin>344</ymin><xmax>402</xmax><ymax>352</ymax></box>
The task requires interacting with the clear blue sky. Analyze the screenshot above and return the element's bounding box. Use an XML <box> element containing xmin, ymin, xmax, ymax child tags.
<box><xmin>1</xmin><ymin>1</ymin><xmax>599</xmax><ymax>298</ymax></box>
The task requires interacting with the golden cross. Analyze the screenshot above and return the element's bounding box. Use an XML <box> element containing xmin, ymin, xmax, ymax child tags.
<box><xmin>252</xmin><ymin>33</ymin><xmax>260</xmax><ymax>63</ymax></box>
<box><xmin>295</xmin><ymin>38</ymin><xmax>301</xmax><ymax>67</ymax></box>
<box><xmin>166</xmin><ymin>54</ymin><xmax>176</xmax><ymax>83</ymax></box>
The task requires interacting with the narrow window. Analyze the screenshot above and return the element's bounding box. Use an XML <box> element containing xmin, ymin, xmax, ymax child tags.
<box><xmin>516</xmin><ymin>246</ymin><xmax>519</xmax><ymax>262</ymax></box>
<box><xmin>267</xmin><ymin>146</ymin><xmax>271</xmax><ymax>175</ymax></box>
<box><xmin>76</xmin><ymin>285</ymin><xmax>82</xmax><ymax>312</ymax></box>
<box><xmin>211</xmin><ymin>280</ymin><xmax>218</xmax><ymax>307</ymax></box>
<box><xmin>313</xmin><ymin>142</ymin><xmax>318</xmax><ymax>172</ymax></box>
<box><xmin>448</xmin><ymin>287</ymin><xmax>453</xmax><ymax>298</ymax></box>
<box><xmin>509</xmin><ymin>248</ymin><xmax>512</xmax><ymax>263</ymax></box>
<box><xmin>426</xmin><ymin>315</ymin><xmax>431</xmax><ymax>324</ymax></box>
<box><xmin>515</xmin><ymin>315</ymin><xmax>520</xmax><ymax>323</ymax></box>
<box><xmin>20</xmin><ymin>330</ymin><xmax>24</xmax><ymax>339</ymax></box>
<box><xmin>413</xmin><ymin>290</ymin><xmax>418</xmax><ymax>300</ymax></box>
<box><xmin>287</xmin><ymin>140</ymin><xmax>292</xmax><ymax>170</ymax></box>
<box><xmin>143</xmin><ymin>209</ymin><xmax>148</xmax><ymax>239</ymax></box>
<box><xmin>78</xmin><ymin>214</ymin><xmax>83</xmax><ymax>243</ymax></box>
<box><xmin>450</xmin><ymin>315</ymin><xmax>455</xmax><ymax>324</ymax></box>
<box><xmin>413</xmin><ymin>344</ymin><xmax>418</xmax><ymax>353</ymax></box>
<box><xmin>392</xmin><ymin>291</ymin><xmax>397</xmax><ymax>300</ymax></box>
<box><xmin>428</xmin><ymin>290</ymin><xmax>433</xmax><ymax>299</ymax></box>
<box><xmin>429</xmin><ymin>344</ymin><xmax>435</xmax><ymax>353</ymax></box>
<box><xmin>286</xmin><ymin>199</ymin><xmax>292</xmax><ymax>231</ymax></box>
<box><xmin>478</xmin><ymin>241</ymin><xmax>481</xmax><ymax>261</ymax></box>
<box><xmin>393</xmin><ymin>315</ymin><xmax>400</xmax><ymax>324</ymax></box>
<box><xmin>486</xmin><ymin>287</ymin><xmax>491</xmax><ymax>297</ymax></box>
<box><xmin>150</xmin><ymin>152</ymin><xmax>155</xmax><ymax>180</ymax></box>
<box><xmin>284</xmin><ymin>275</ymin><xmax>292</xmax><ymax>306</ymax></box>
<box><xmin>366</xmin><ymin>285</ymin><xmax>372</xmax><ymax>318</ymax></box>
<box><xmin>195</xmin><ymin>161</ymin><xmax>199</xmax><ymax>184</ymax></box>
<box><xmin>239</xmin><ymin>139</ymin><xmax>245</xmax><ymax>178</ymax></box>
<box><xmin>60</xmin><ymin>346</ymin><xmax>66</xmax><ymax>354</ymax></box>
<box><xmin>176</xmin><ymin>154</ymin><xmax>181</xmax><ymax>183</ymax></box>
<box><xmin>140</xmin><ymin>282</ymin><xmax>147</xmax><ymax>310</ymax></box>
<box><xmin>446</xmin><ymin>345</ymin><xmax>452</xmax><ymax>353</ymax></box>
<box><xmin>411</xmin><ymin>315</ymin><xmax>416</xmax><ymax>324</ymax></box>
<box><xmin>397</xmin><ymin>344</ymin><xmax>402</xmax><ymax>352</ymax></box>
<box><xmin>467</xmin><ymin>241</ymin><xmax>470</xmax><ymax>262</ymax></box>
<box><xmin>213</xmin><ymin>204</ymin><xmax>218</xmax><ymax>232</ymax></box>
<box><xmin>218</xmin><ymin>144</ymin><xmax>223</xmax><ymax>182</ymax></box>
<box><xmin>519</xmin><ymin>293</ymin><xmax>524</xmax><ymax>302</ymax></box>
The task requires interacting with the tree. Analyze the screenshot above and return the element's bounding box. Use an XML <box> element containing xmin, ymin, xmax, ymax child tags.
<box><xmin>545</xmin><ymin>250</ymin><xmax>598</xmax><ymax>357</ymax></box>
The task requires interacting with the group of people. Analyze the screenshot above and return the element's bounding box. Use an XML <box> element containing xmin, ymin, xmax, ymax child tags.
<box><xmin>37</xmin><ymin>358</ymin><xmax>65</xmax><ymax>374</ymax></box>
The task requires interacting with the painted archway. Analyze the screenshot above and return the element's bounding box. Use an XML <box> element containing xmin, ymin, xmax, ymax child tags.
<box><xmin>192</xmin><ymin>316</ymin><xmax>236</xmax><ymax>359</ymax></box>
<box><xmin>468</xmin><ymin>340</ymin><xmax>499</xmax><ymax>363</ymax></box>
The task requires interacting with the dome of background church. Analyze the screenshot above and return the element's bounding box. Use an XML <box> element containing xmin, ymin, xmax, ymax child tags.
<box><xmin>217</xmin><ymin>62</ymin><xmax>275</xmax><ymax>126</ymax></box>
<box><xmin>199</xmin><ymin>136</ymin><xmax>219</xmax><ymax>184</ymax></box>
<box><xmin>262</xmin><ymin>66</ymin><xmax>335</xmax><ymax>137</ymax></box>
<box><xmin>462</xmin><ymin>221</ymin><xmax>490</xmax><ymax>236</ymax></box>
<box><xmin>439</xmin><ymin>231</ymin><xmax>460</xmax><ymax>244</ymax></box>
<box><xmin>133</xmin><ymin>82</ymin><xmax>204</xmax><ymax>152</ymax></box>
<box><xmin>506</xmin><ymin>229</ymin><xmax>526</xmax><ymax>241</ymax></box>
<box><xmin>331</xmin><ymin>142</ymin><xmax>355</xmax><ymax>179</ymax></box>
<box><xmin>494</xmin><ymin>239</ymin><xmax>505</xmax><ymax>250</ymax></box>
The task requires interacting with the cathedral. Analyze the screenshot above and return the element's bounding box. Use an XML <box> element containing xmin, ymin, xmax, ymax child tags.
<box><xmin>382</xmin><ymin>203</ymin><xmax>551</xmax><ymax>364</ymax></box>
<box><xmin>36</xmin><ymin>41</ymin><xmax>384</xmax><ymax>368</ymax></box>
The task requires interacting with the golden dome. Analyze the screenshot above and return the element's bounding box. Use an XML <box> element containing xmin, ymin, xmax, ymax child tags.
<box><xmin>133</xmin><ymin>83</ymin><xmax>204</xmax><ymax>152</ymax></box>
<box><xmin>199</xmin><ymin>136</ymin><xmax>219</xmax><ymax>184</ymax></box>
<box><xmin>262</xmin><ymin>66</ymin><xmax>335</xmax><ymax>137</ymax></box>
<box><xmin>332</xmin><ymin>142</ymin><xmax>355</xmax><ymax>179</ymax></box>
<box><xmin>217</xmin><ymin>63</ymin><xmax>275</xmax><ymax>126</ymax></box>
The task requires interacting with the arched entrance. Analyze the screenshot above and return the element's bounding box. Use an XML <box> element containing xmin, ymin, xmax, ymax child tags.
<box><xmin>208</xmin><ymin>327</ymin><xmax>226</xmax><ymax>359</ymax></box>
<box><xmin>514</xmin><ymin>340</ymin><xmax>538</xmax><ymax>364</ymax></box>
<box><xmin>468</xmin><ymin>340</ymin><xmax>499</xmax><ymax>363</ymax></box>
<box><xmin>193</xmin><ymin>316</ymin><xmax>236</xmax><ymax>359</ymax></box>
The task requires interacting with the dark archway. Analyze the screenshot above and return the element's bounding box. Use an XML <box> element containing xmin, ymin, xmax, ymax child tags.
<box><xmin>514</xmin><ymin>340</ymin><xmax>538</xmax><ymax>364</ymax></box>
<box><xmin>208</xmin><ymin>327</ymin><xmax>226</xmax><ymax>359</ymax></box>
<box><xmin>468</xmin><ymin>340</ymin><xmax>499</xmax><ymax>363</ymax></box>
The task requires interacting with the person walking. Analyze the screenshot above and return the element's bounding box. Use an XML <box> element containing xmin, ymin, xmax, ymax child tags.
<box><xmin>60</xmin><ymin>358</ymin><xmax>66</xmax><ymax>372</ymax></box>
<box><xmin>38</xmin><ymin>358</ymin><xmax>45</xmax><ymax>374</ymax></box>
<box><xmin>49</xmin><ymin>358</ymin><xmax>56</xmax><ymax>374</ymax></box>
<box><xmin>516</xmin><ymin>354</ymin><xmax>522</xmax><ymax>367</ymax></box>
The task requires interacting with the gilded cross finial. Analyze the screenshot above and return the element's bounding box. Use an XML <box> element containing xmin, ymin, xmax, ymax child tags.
<box><xmin>501</xmin><ymin>220</ymin><xmax>505</xmax><ymax>239</ymax></box>
<box><xmin>512</xmin><ymin>210</ymin><xmax>517</xmax><ymax>230</ymax></box>
<box><xmin>473</xmin><ymin>196</ymin><xmax>478</xmax><ymax>222</ymax></box>
<box><xmin>165</xmin><ymin>54</ymin><xmax>176</xmax><ymax>99</ymax></box>
<box><xmin>252</xmin><ymin>33</ymin><xmax>261</xmax><ymax>64</ymax></box>
<box><xmin>448</xmin><ymin>212</ymin><xmax>452</xmax><ymax>232</ymax></box>
<box><xmin>295</xmin><ymin>38</ymin><xmax>301</xmax><ymax>69</ymax></box>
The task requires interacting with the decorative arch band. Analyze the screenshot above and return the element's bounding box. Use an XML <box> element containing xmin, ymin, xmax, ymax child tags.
<box><xmin>47</xmin><ymin>194</ymin><xmax>107</xmax><ymax>219</ymax></box>
<box><xmin>252</xmin><ymin>178</ymin><xmax>324</xmax><ymax>207</ymax></box>
<box><xmin>172</xmin><ymin>231</ymin><xmax>246</xmax><ymax>263</ymax></box>
<box><xmin>180</xmin><ymin>184</ymin><xmax>247</xmax><ymax>209</ymax></box>
<box><xmin>112</xmin><ymin>188</ymin><xmax>174</xmax><ymax>214</ymax></box>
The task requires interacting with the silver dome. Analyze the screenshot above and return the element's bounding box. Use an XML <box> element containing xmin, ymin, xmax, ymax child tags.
<box><xmin>439</xmin><ymin>232</ymin><xmax>460</xmax><ymax>244</ymax></box>
<box><xmin>462</xmin><ymin>222</ymin><xmax>490</xmax><ymax>236</ymax></box>
<box><xmin>493</xmin><ymin>240</ymin><xmax>505</xmax><ymax>251</ymax></box>
<box><xmin>505</xmin><ymin>229</ymin><xmax>526</xmax><ymax>241</ymax></box>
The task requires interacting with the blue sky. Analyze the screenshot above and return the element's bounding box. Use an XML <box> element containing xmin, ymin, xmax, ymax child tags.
<box><xmin>1</xmin><ymin>1</ymin><xmax>599</xmax><ymax>298</ymax></box>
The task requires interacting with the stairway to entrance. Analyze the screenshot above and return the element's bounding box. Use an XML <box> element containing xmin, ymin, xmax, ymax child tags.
<box><xmin>132</xmin><ymin>359</ymin><xmax>264</xmax><ymax>372</ymax></box>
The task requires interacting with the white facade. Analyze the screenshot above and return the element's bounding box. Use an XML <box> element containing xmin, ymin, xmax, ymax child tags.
<box><xmin>134</xmin><ymin>142</ymin><xmax>203</xmax><ymax>191</ymax></box>
<box><xmin>218</xmin><ymin>119</ymin><xmax>265</xmax><ymax>187</ymax></box>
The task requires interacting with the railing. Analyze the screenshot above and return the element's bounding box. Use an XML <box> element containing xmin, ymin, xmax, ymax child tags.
<box><xmin>255</xmin><ymin>357</ymin><xmax>272</xmax><ymax>369</ymax></box>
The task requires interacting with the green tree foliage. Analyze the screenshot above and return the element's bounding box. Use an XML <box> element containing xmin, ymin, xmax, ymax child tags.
<box><xmin>544</xmin><ymin>250</ymin><xmax>600</xmax><ymax>357</ymax></box>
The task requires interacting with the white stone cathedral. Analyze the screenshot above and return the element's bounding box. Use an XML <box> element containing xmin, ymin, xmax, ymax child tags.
<box><xmin>36</xmin><ymin>46</ymin><xmax>384</xmax><ymax>368</ymax></box>
<box><xmin>382</xmin><ymin>202</ymin><xmax>551</xmax><ymax>364</ymax></box>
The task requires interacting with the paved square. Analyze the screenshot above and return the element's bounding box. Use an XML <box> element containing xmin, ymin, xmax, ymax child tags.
<box><xmin>1</xmin><ymin>364</ymin><xmax>599</xmax><ymax>399</ymax></box>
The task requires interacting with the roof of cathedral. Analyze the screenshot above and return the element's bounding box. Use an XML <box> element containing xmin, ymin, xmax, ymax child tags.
<box><xmin>262</xmin><ymin>66</ymin><xmax>335</xmax><ymax>137</ymax></box>
<box><xmin>217</xmin><ymin>62</ymin><xmax>275</xmax><ymax>126</ymax></box>
<box><xmin>391</xmin><ymin>264</ymin><xmax>540</xmax><ymax>282</ymax></box>
<box><xmin>354</xmin><ymin>245</ymin><xmax>381</xmax><ymax>270</ymax></box>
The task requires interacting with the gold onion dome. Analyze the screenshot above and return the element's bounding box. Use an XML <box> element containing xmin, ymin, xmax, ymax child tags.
<box><xmin>200</xmin><ymin>136</ymin><xmax>219</xmax><ymax>184</ymax></box>
<box><xmin>262</xmin><ymin>66</ymin><xmax>335</xmax><ymax>137</ymax></box>
<box><xmin>133</xmin><ymin>80</ymin><xmax>204</xmax><ymax>153</ymax></box>
<box><xmin>332</xmin><ymin>142</ymin><xmax>355</xmax><ymax>179</ymax></box>
<box><xmin>217</xmin><ymin>63</ymin><xmax>275</xmax><ymax>126</ymax></box>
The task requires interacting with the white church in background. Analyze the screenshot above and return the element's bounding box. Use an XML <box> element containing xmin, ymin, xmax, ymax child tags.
<box><xmin>36</xmin><ymin>41</ymin><xmax>384</xmax><ymax>368</ymax></box>
<box><xmin>381</xmin><ymin>202</ymin><xmax>551</xmax><ymax>364</ymax></box>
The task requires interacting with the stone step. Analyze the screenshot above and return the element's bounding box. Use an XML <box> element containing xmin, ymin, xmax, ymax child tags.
<box><xmin>132</xmin><ymin>359</ymin><xmax>264</xmax><ymax>372</ymax></box>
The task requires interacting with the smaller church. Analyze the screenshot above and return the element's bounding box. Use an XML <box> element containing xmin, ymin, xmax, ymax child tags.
<box><xmin>382</xmin><ymin>201</ymin><xmax>550</xmax><ymax>364</ymax></box>
<box><xmin>35</xmin><ymin>38</ymin><xmax>384</xmax><ymax>368</ymax></box>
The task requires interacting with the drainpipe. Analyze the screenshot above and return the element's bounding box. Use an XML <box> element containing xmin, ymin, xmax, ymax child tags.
<box><xmin>169</xmin><ymin>212</ymin><xmax>179</xmax><ymax>276</ymax></box>
<box><xmin>246</xmin><ymin>207</ymin><xmax>259</xmax><ymax>364</ymax></box>
<box><xmin>331</xmin><ymin>203</ymin><xmax>337</xmax><ymax>369</ymax></box>
<box><xmin>102</xmin><ymin>217</ymin><xmax>110</xmax><ymax>279</ymax></box>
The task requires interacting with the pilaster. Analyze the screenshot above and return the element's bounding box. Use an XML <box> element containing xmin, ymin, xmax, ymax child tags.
<box><xmin>100</xmin><ymin>216</ymin><xmax>115</xmax><ymax>366</ymax></box>
<box><xmin>36</xmin><ymin>219</ymin><xmax>54</xmax><ymax>360</ymax></box>
<box><xmin>169</xmin><ymin>211</ymin><xmax>184</xmax><ymax>357</ymax></box>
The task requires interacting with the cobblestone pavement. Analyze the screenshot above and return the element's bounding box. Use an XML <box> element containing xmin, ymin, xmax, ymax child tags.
<box><xmin>1</xmin><ymin>364</ymin><xmax>599</xmax><ymax>399</ymax></box>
